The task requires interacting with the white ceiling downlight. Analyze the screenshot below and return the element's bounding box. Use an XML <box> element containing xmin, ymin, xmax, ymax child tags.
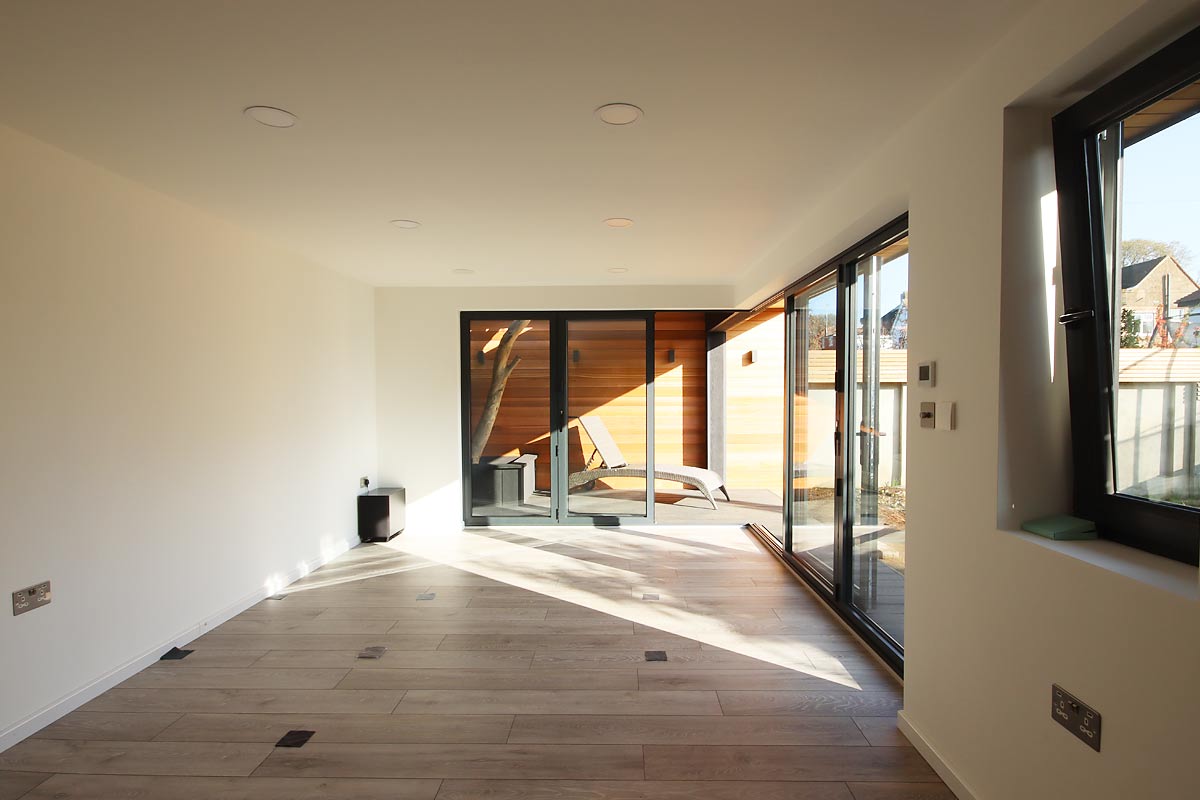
<box><xmin>608</xmin><ymin>267</ymin><xmax>630</xmax><ymax>274</ymax></box>
<box><xmin>604</xmin><ymin>217</ymin><xmax>634</xmax><ymax>228</ymax></box>
<box><xmin>243</xmin><ymin>105</ymin><xmax>297</xmax><ymax>128</ymax></box>
<box><xmin>389</xmin><ymin>219</ymin><xmax>421</xmax><ymax>229</ymax></box>
<box><xmin>595</xmin><ymin>103</ymin><xmax>643</xmax><ymax>125</ymax></box>
<box><xmin>452</xmin><ymin>268</ymin><xmax>475</xmax><ymax>274</ymax></box>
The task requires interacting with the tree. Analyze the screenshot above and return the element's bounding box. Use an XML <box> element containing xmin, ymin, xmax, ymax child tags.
<box><xmin>1121</xmin><ymin>239</ymin><xmax>1194</xmax><ymax>269</ymax></box>
<box><xmin>1119</xmin><ymin>307</ymin><xmax>1141</xmax><ymax>348</ymax></box>
<box><xmin>469</xmin><ymin>319</ymin><xmax>530</xmax><ymax>463</ymax></box>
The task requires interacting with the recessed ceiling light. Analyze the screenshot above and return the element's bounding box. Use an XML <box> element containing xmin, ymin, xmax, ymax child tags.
<box><xmin>608</xmin><ymin>267</ymin><xmax>630</xmax><ymax>274</ymax></box>
<box><xmin>595</xmin><ymin>103</ymin><xmax>643</xmax><ymax>125</ymax></box>
<box><xmin>604</xmin><ymin>217</ymin><xmax>634</xmax><ymax>228</ymax></box>
<box><xmin>244</xmin><ymin>105</ymin><xmax>297</xmax><ymax>128</ymax></box>
<box><xmin>389</xmin><ymin>219</ymin><xmax>421</xmax><ymax>229</ymax></box>
<box><xmin>452</xmin><ymin>268</ymin><xmax>475</xmax><ymax>274</ymax></box>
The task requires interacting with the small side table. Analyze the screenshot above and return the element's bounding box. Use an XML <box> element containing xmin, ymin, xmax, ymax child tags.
<box><xmin>357</xmin><ymin>488</ymin><xmax>405</xmax><ymax>542</ymax></box>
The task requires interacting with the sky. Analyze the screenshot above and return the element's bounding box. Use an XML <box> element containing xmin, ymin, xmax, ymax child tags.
<box><xmin>804</xmin><ymin>254</ymin><xmax>908</xmax><ymax>319</ymax></box>
<box><xmin>1122</xmin><ymin>110</ymin><xmax>1200</xmax><ymax>278</ymax></box>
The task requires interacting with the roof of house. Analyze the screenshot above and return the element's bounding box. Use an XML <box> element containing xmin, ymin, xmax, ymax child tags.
<box><xmin>1121</xmin><ymin>257</ymin><xmax>1164</xmax><ymax>289</ymax></box>
<box><xmin>1177</xmin><ymin>289</ymin><xmax>1200</xmax><ymax>307</ymax></box>
<box><xmin>1120</xmin><ymin>254</ymin><xmax>1200</xmax><ymax>294</ymax></box>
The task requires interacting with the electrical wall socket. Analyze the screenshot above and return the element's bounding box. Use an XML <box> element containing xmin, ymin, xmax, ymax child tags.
<box><xmin>1052</xmin><ymin>684</ymin><xmax>1101</xmax><ymax>751</ymax></box>
<box><xmin>12</xmin><ymin>581</ymin><xmax>51</xmax><ymax>616</ymax></box>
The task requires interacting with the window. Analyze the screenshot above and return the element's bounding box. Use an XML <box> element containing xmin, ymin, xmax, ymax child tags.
<box><xmin>1052</xmin><ymin>25</ymin><xmax>1200</xmax><ymax>565</ymax></box>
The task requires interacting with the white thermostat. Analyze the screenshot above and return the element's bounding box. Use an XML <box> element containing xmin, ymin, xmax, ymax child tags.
<box><xmin>918</xmin><ymin>361</ymin><xmax>936</xmax><ymax>387</ymax></box>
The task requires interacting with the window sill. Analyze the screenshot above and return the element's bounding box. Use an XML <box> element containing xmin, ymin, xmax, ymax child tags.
<box><xmin>1007</xmin><ymin>529</ymin><xmax>1199</xmax><ymax>601</ymax></box>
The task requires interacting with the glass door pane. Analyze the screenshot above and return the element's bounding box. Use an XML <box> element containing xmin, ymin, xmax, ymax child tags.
<box><xmin>566</xmin><ymin>318</ymin><xmax>650</xmax><ymax>518</ymax></box>
<box><xmin>467</xmin><ymin>318</ymin><xmax>552</xmax><ymax>519</ymax></box>
<box><xmin>849</xmin><ymin>236</ymin><xmax>909</xmax><ymax>645</ymax></box>
<box><xmin>789</xmin><ymin>275</ymin><xmax>839</xmax><ymax>584</ymax></box>
<box><xmin>723</xmin><ymin>304</ymin><xmax>787</xmax><ymax>540</ymax></box>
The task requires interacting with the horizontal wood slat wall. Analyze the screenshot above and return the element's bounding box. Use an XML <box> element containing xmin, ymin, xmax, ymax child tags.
<box><xmin>467</xmin><ymin>315</ymin><xmax>708</xmax><ymax>492</ymax></box>
<box><xmin>1118</xmin><ymin>348</ymin><xmax>1200</xmax><ymax>382</ymax></box>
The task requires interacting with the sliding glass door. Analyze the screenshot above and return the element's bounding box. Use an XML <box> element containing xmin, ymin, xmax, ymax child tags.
<box><xmin>565</xmin><ymin>318</ymin><xmax>652</xmax><ymax>519</ymax></box>
<box><xmin>767</xmin><ymin>218</ymin><xmax>908</xmax><ymax>671</ymax></box>
<box><xmin>788</xmin><ymin>274</ymin><xmax>839</xmax><ymax>585</ymax></box>
<box><xmin>465</xmin><ymin>317</ymin><xmax>553</xmax><ymax>519</ymax></box>
<box><xmin>461</xmin><ymin>312</ymin><xmax>653</xmax><ymax>525</ymax></box>
<box><xmin>848</xmin><ymin>235</ymin><xmax>909</xmax><ymax>647</ymax></box>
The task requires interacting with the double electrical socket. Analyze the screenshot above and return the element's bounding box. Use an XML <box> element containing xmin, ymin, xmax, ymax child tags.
<box><xmin>12</xmin><ymin>581</ymin><xmax>51</xmax><ymax>616</ymax></box>
<box><xmin>1052</xmin><ymin>684</ymin><xmax>1101</xmax><ymax>752</ymax></box>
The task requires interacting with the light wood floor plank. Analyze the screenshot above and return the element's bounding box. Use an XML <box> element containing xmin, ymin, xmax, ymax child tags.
<box><xmin>121</xmin><ymin>668</ymin><xmax>350</xmax><ymax>690</ymax></box>
<box><xmin>396</xmin><ymin>690</ymin><xmax>721</xmax><ymax>716</ymax></box>
<box><xmin>338</xmin><ymin>668</ymin><xmax>637</xmax><ymax>691</ymax></box>
<box><xmin>508</xmin><ymin>714</ymin><xmax>869</xmax><ymax>745</ymax></box>
<box><xmin>217</xmin><ymin>620</ymin><xmax>397</xmax><ymax>635</ymax></box>
<box><xmin>0</xmin><ymin>740</ymin><xmax>273</xmax><ymax>777</ymax></box>
<box><xmin>190</xmin><ymin>634</ymin><xmax>444</xmax><ymax>651</ymax></box>
<box><xmin>21</xmin><ymin>774</ymin><xmax>441</xmax><ymax>799</ymax></box>
<box><xmin>639</xmin><ymin>668</ymin><xmax>893</xmax><ymax>691</ymax></box>
<box><xmin>532</xmin><ymin>648</ymin><xmax>801</xmax><ymax>670</ymax></box>
<box><xmin>32</xmin><ymin>711</ymin><xmax>182</xmax><ymax>741</ymax></box>
<box><xmin>268</xmin><ymin>595</ymin><xmax>472</xmax><ymax>608</ymax></box>
<box><xmin>81</xmin><ymin>688</ymin><xmax>405</xmax><ymax>715</ymax></box>
<box><xmin>316</xmin><ymin>607</ymin><xmax>549</xmax><ymax>621</ymax></box>
<box><xmin>254</xmin><ymin>743</ymin><xmax>645</xmax><ymax>780</ymax></box>
<box><xmin>252</xmin><ymin>649</ymin><xmax>533</xmax><ymax>670</ymax></box>
<box><xmin>439</xmin><ymin>634</ymin><xmax>699</xmax><ymax>651</ymax></box>
<box><xmin>435</xmin><ymin>779</ymin><xmax>854</xmax><ymax>800</ymax></box>
<box><xmin>156</xmin><ymin>713</ymin><xmax>513</xmax><ymax>743</ymax></box>
<box><xmin>644</xmin><ymin>744</ymin><xmax>939</xmax><ymax>782</ymax></box>
<box><xmin>147</xmin><ymin>650</ymin><xmax>269</xmax><ymax>668</ymax></box>
<box><xmin>387</xmin><ymin>620</ymin><xmax>634</xmax><ymax>635</ymax></box>
<box><xmin>717</xmin><ymin>690</ymin><xmax>903</xmax><ymax>716</ymax></box>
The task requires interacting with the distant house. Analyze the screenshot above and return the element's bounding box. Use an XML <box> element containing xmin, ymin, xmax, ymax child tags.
<box><xmin>1176</xmin><ymin>288</ymin><xmax>1200</xmax><ymax>346</ymax></box>
<box><xmin>880</xmin><ymin>291</ymin><xmax>909</xmax><ymax>349</ymax></box>
<box><xmin>1120</xmin><ymin>255</ymin><xmax>1198</xmax><ymax>343</ymax></box>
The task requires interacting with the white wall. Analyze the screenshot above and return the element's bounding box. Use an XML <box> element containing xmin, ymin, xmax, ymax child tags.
<box><xmin>733</xmin><ymin>0</ymin><xmax>1200</xmax><ymax>798</ymax></box>
<box><xmin>0</xmin><ymin>124</ymin><xmax>377</xmax><ymax>746</ymax></box>
<box><xmin>375</xmin><ymin>285</ymin><xmax>731</xmax><ymax>528</ymax></box>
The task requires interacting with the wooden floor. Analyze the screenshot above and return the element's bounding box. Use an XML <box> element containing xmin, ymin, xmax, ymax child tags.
<box><xmin>0</xmin><ymin>525</ymin><xmax>948</xmax><ymax>800</ymax></box>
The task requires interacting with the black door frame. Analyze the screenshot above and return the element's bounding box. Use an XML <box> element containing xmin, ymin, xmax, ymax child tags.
<box><xmin>460</xmin><ymin>310</ymin><xmax>656</xmax><ymax>527</ymax></box>
<box><xmin>738</xmin><ymin>214</ymin><xmax>909</xmax><ymax>676</ymax></box>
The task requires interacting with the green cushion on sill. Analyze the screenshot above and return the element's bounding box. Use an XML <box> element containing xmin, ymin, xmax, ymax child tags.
<box><xmin>1021</xmin><ymin>514</ymin><xmax>1098</xmax><ymax>540</ymax></box>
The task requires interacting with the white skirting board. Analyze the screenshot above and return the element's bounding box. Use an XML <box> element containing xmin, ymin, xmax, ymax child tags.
<box><xmin>0</xmin><ymin>536</ymin><xmax>355</xmax><ymax>754</ymax></box>
<box><xmin>898</xmin><ymin>709</ymin><xmax>979</xmax><ymax>800</ymax></box>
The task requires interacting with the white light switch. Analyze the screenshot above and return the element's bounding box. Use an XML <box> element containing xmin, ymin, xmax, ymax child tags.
<box><xmin>936</xmin><ymin>401</ymin><xmax>956</xmax><ymax>431</ymax></box>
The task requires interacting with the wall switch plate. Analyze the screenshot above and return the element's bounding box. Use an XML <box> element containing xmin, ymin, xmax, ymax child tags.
<box><xmin>12</xmin><ymin>581</ymin><xmax>51</xmax><ymax>616</ymax></box>
<box><xmin>919</xmin><ymin>402</ymin><xmax>936</xmax><ymax>429</ymax></box>
<box><xmin>1052</xmin><ymin>684</ymin><xmax>1101</xmax><ymax>751</ymax></box>
<box><xmin>936</xmin><ymin>401</ymin><xmax>956</xmax><ymax>431</ymax></box>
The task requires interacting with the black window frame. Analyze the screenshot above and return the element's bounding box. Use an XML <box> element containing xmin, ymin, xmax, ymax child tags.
<box><xmin>1052</xmin><ymin>25</ymin><xmax>1200</xmax><ymax>566</ymax></box>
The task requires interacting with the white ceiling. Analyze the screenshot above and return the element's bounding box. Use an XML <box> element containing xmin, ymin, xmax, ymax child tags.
<box><xmin>0</xmin><ymin>1</ymin><xmax>1034</xmax><ymax>287</ymax></box>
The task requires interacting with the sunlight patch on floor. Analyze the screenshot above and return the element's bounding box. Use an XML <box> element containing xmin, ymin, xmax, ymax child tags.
<box><xmin>366</xmin><ymin>524</ymin><xmax>868</xmax><ymax>689</ymax></box>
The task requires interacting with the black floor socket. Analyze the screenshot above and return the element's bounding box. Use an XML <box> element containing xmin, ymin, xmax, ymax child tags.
<box><xmin>276</xmin><ymin>730</ymin><xmax>315</xmax><ymax>748</ymax></box>
<box><xmin>644</xmin><ymin>650</ymin><xmax>668</xmax><ymax>661</ymax></box>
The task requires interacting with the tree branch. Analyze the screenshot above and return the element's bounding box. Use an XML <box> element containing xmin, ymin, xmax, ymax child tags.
<box><xmin>469</xmin><ymin>319</ymin><xmax>531</xmax><ymax>463</ymax></box>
